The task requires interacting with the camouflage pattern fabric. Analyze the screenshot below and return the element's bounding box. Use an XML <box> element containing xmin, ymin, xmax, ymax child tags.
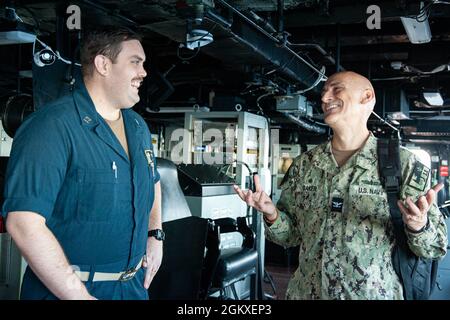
<box><xmin>266</xmin><ymin>133</ymin><xmax>448</xmax><ymax>300</ymax></box>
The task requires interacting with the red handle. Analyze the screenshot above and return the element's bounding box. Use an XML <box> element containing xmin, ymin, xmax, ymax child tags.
<box><xmin>0</xmin><ymin>216</ymin><xmax>5</xmax><ymax>233</ymax></box>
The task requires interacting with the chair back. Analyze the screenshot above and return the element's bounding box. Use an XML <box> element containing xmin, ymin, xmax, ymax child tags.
<box><xmin>149</xmin><ymin>158</ymin><xmax>211</xmax><ymax>299</ymax></box>
<box><xmin>156</xmin><ymin>157</ymin><xmax>192</xmax><ymax>222</ymax></box>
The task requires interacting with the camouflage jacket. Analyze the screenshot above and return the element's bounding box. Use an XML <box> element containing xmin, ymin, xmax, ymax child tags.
<box><xmin>266</xmin><ymin>133</ymin><xmax>448</xmax><ymax>300</ymax></box>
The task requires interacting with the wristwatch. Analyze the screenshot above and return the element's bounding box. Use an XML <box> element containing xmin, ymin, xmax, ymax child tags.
<box><xmin>148</xmin><ymin>229</ymin><xmax>165</xmax><ymax>241</ymax></box>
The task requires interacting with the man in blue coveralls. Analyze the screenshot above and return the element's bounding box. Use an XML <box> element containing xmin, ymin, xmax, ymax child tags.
<box><xmin>2</xmin><ymin>27</ymin><xmax>163</xmax><ymax>300</ymax></box>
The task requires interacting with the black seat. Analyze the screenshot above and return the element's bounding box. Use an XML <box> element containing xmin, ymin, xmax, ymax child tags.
<box><xmin>208</xmin><ymin>217</ymin><xmax>257</xmax><ymax>299</ymax></box>
<box><xmin>148</xmin><ymin>158</ymin><xmax>258</xmax><ymax>300</ymax></box>
<box><xmin>148</xmin><ymin>158</ymin><xmax>213</xmax><ymax>299</ymax></box>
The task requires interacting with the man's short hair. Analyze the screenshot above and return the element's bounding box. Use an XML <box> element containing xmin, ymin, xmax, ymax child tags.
<box><xmin>80</xmin><ymin>26</ymin><xmax>142</xmax><ymax>78</ymax></box>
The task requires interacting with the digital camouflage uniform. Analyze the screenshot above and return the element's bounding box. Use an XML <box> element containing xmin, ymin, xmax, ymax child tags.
<box><xmin>266</xmin><ymin>133</ymin><xmax>448</xmax><ymax>300</ymax></box>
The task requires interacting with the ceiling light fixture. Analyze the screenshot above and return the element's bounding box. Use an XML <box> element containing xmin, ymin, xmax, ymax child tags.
<box><xmin>186</xmin><ymin>28</ymin><xmax>213</xmax><ymax>50</ymax></box>
<box><xmin>423</xmin><ymin>91</ymin><xmax>444</xmax><ymax>106</ymax></box>
<box><xmin>400</xmin><ymin>2</ymin><xmax>432</xmax><ymax>44</ymax></box>
<box><xmin>0</xmin><ymin>30</ymin><xmax>36</xmax><ymax>45</ymax></box>
<box><xmin>0</xmin><ymin>7</ymin><xmax>36</xmax><ymax>45</ymax></box>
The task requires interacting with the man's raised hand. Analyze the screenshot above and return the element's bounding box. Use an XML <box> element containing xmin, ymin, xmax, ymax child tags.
<box><xmin>233</xmin><ymin>174</ymin><xmax>278</xmax><ymax>220</ymax></box>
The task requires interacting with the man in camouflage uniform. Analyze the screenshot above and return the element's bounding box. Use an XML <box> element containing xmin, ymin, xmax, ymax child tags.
<box><xmin>233</xmin><ymin>71</ymin><xmax>448</xmax><ymax>299</ymax></box>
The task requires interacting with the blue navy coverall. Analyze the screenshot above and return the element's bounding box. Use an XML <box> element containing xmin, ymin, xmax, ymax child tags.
<box><xmin>2</xmin><ymin>82</ymin><xmax>160</xmax><ymax>300</ymax></box>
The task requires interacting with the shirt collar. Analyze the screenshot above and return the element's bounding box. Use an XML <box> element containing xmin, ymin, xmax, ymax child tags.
<box><xmin>354</xmin><ymin>132</ymin><xmax>378</xmax><ymax>170</ymax></box>
<box><xmin>311</xmin><ymin>140</ymin><xmax>339</xmax><ymax>174</ymax></box>
<box><xmin>72</xmin><ymin>80</ymin><xmax>100</xmax><ymax>127</ymax></box>
<box><xmin>72</xmin><ymin>80</ymin><xmax>143</xmax><ymax>134</ymax></box>
<box><xmin>311</xmin><ymin>132</ymin><xmax>377</xmax><ymax>172</ymax></box>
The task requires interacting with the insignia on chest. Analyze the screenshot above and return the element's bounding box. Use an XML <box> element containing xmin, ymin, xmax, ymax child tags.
<box><xmin>331</xmin><ymin>197</ymin><xmax>344</xmax><ymax>212</ymax></box>
<box><xmin>144</xmin><ymin>149</ymin><xmax>154</xmax><ymax>167</ymax></box>
<box><xmin>360</xmin><ymin>179</ymin><xmax>382</xmax><ymax>186</ymax></box>
<box><xmin>302</xmin><ymin>185</ymin><xmax>317</xmax><ymax>192</ymax></box>
<box><xmin>356</xmin><ymin>186</ymin><xmax>384</xmax><ymax>196</ymax></box>
<box><xmin>407</xmin><ymin>161</ymin><xmax>430</xmax><ymax>191</ymax></box>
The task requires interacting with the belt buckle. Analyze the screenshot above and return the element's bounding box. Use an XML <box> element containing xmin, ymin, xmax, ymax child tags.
<box><xmin>119</xmin><ymin>268</ymin><xmax>137</xmax><ymax>281</ymax></box>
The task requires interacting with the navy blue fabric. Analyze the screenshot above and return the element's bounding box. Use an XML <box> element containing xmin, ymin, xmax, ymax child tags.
<box><xmin>2</xmin><ymin>81</ymin><xmax>160</xmax><ymax>300</ymax></box>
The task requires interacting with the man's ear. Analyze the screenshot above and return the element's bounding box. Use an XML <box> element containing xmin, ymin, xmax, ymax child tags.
<box><xmin>360</xmin><ymin>88</ymin><xmax>375</xmax><ymax>106</ymax></box>
<box><xmin>93</xmin><ymin>55</ymin><xmax>111</xmax><ymax>77</ymax></box>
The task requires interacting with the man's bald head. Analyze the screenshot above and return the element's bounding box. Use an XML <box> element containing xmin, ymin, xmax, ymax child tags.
<box><xmin>321</xmin><ymin>71</ymin><xmax>376</xmax><ymax>129</ymax></box>
<box><xmin>328</xmin><ymin>71</ymin><xmax>372</xmax><ymax>88</ymax></box>
<box><xmin>326</xmin><ymin>71</ymin><xmax>376</xmax><ymax>110</ymax></box>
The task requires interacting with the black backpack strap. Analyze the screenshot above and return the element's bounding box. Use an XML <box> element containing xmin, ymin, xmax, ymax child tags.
<box><xmin>377</xmin><ymin>137</ymin><xmax>414</xmax><ymax>300</ymax></box>
<box><xmin>377</xmin><ymin>137</ymin><xmax>404</xmax><ymax>233</ymax></box>
<box><xmin>378</xmin><ymin>137</ymin><xmax>438</xmax><ymax>300</ymax></box>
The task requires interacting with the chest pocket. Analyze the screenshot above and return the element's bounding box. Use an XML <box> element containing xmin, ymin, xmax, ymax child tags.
<box><xmin>300</xmin><ymin>188</ymin><xmax>324</xmax><ymax>211</ymax></box>
<box><xmin>296</xmin><ymin>185</ymin><xmax>327</xmax><ymax>237</ymax></box>
<box><xmin>76</xmin><ymin>168</ymin><xmax>117</xmax><ymax>222</ymax></box>
<box><xmin>345</xmin><ymin>184</ymin><xmax>391</xmax><ymax>245</ymax></box>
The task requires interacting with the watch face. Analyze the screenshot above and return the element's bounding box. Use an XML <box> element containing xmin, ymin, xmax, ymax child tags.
<box><xmin>149</xmin><ymin>229</ymin><xmax>165</xmax><ymax>241</ymax></box>
<box><xmin>156</xmin><ymin>230</ymin><xmax>165</xmax><ymax>240</ymax></box>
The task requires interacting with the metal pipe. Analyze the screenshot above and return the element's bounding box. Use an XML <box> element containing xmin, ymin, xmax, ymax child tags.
<box><xmin>277</xmin><ymin>0</ymin><xmax>284</xmax><ymax>33</ymax></box>
<box><xmin>215</xmin><ymin>0</ymin><xmax>327</xmax><ymax>79</ymax></box>
<box><xmin>407</xmin><ymin>139</ymin><xmax>450</xmax><ymax>145</ymax></box>
<box><xmin>372</xmin><ymin>75</ymin><xmax>431</xmax><ymax>81</ymax></box>
<box><xmin>226</xmin><ymin>28</ymin><xmax>322</xmax><ymax>84</ymax></box>
<box><xmin>216</xmin><ymin>0</ymin><xmax>279</xmax><ymax>42</ymax></box>
<box><xmin>247</xmin><ymin>10</ymin><xmax>277</xmax><ymax>34</ymax></box>
<box><xmin>288</xmin><ymin>43</ymin><xmax>343</xmax><ymax>71</ymax></box>
<box><xmin>282</xmin><ymin>112</ymin><xmax>327</xmax><ymax>134</ymax></box>
<box><xmin>146</xmin><ymin>106</ymin><xmax>210</xmax><ymax>113</ymax></box>
<box><xmin>413</xmin><ymin>101</ymin><xmax>450</xmax><ymax>109</ymax></box>
<box><xmin>205</xmin><ymin>9</ymin><xmax>232</xmax><ymax>29</ymax></box>
<box><xmin>335</xmin><ymin>23</ymin><xmax>341</xmax><ymax>73</ymax></box>
<box><xmin>80</xmin><ymin>0</ymin><xmax>137</xmax><ymax>25</ymax></box>
<box><xmin>410</xmin><ymin>110</ymin><xmax>450</xmax><ymax>113</ymax></box>
<box><xmin>283</xmin><ymin>45</ymin><xmax>327</xmax><ymax>79</ymax></box>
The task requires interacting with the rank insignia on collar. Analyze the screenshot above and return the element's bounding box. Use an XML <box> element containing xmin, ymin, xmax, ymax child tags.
<box><xmin>83</xmin><ymin>116</ymin><xmax>92</xmax><ymax>124</ymax></box>
<box><xmin>407</xmin><ymin>161</ymin><xmax>430</xmax><ymax>191</ymax></box>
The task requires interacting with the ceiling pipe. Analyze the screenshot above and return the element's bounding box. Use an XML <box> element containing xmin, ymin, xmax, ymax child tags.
<box><xmin>205</xmin><ymin>9</ymin><xmax>232</xmax><ymax>29</ymax></box>
<box><xmin>214</xmin><ymin>0</ymin><xmax>340</xmax><ymax>77</ymax></box>
<box><xmin>215</xmin><ymin>0</ymin><xmax>279</xmax><ymax>42</ymax></box>
<box><xmin>335</xmin><ymin>23</ymin><xmax>341</xmax><ymax>73</ymax></box>
<box><xmin>282</xmin><ymin>112</ymin><xmax>327</xmax><ymax>134</ymax></box>
<box><xmin>212</xmin><ymin>0</ymin><xmax>328</xmax><ymax>91</ymax></box>
<box><xmin>277</xmin><ymin>0</ymin><xmax>284</xmax><ymax>34</ymax></box>
<box><xmin>371</xmin><ymin>75</ymin><xmax>431</xmax><ymax>81</ymax></box>
<box><xmin>80</xmin><ymin>0</ymin><xmax>137</xmax><ymax>25</ymax></box>
<box><xmin>413</xmin><ymin>101</ymin><xmax>450</xmax><ymax>109</ymax></box>
<box><xmin>288</xmin><ymin>43</ymin><xmax>344</xmax><ymax>70</ymax></box>
<box><xmin>247</xmin><ymin>10</ymin><xmax>277</xmax><ymax>33</ymax></box>
<box><xmin>215</xmin><ymin>0</ymin><xmax>326</xmax><ymax>77</ymax></box>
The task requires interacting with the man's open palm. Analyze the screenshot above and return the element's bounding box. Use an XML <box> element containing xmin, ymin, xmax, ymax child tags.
<box><xmin>233</xmin><ymin>175</ymin><xmax>277</xmax><ymax>217</ymax></box>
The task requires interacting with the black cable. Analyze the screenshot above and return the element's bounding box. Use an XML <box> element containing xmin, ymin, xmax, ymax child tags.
<box><xmin>233</xmin><ymin>159</ymin><xmax>255</xmax><ymax>224</ymax></box>
<box><xmin>256</xmin><ymin>92</ymin><xmax>272</xmax><ymax>116</ymax></box>
<box><xmin>176</xmin><ymin>44</ymin><xmax>201</xmax><ymax>62</ymax></box>
<box><xmin>415</xmin><ymin>3</ymin><xmax>433</xmax><ymax>23</ymax></box>
<box><xmin>263</xmin><ymin>269</ymin><xmax>277</xmax><ymax>297</ymax></box>
<box><xmin>68</xmin><ymin>37</ymin><xmax>80</xmax><ymax>91</ymax></box>
<box><xmin>413</xmin><ymin>1</ymin><xmax>450</xmax><ymax>23</ymax></box>
<box><xmin>235</xmin><ymin>159</ymin><xmax>255</xmax><ymax>192</ymax></box>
